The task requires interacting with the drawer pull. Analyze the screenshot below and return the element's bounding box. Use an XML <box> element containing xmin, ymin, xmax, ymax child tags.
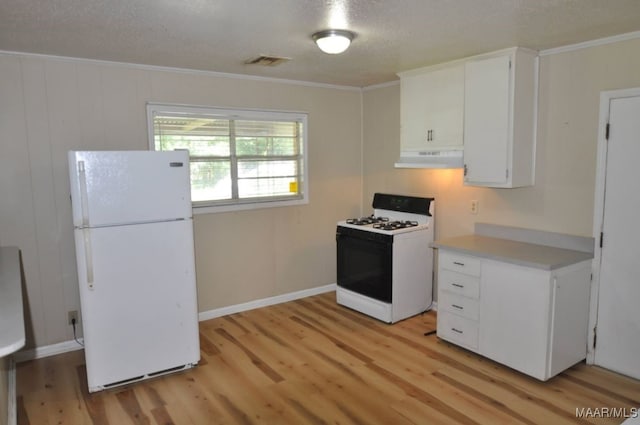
<box><xmin>453</xmin><ymin>261</ymin><xmax>465</xmax><ymax>266</ymax></box>
<box><xmin>452</xmin><ymin>283</ymin><xmax>464</xmax><ymax>288</ymax></box>
<box><xmin>451</xmin><ymin>328</ymin><xmax>463</xmax><ymax>334</ymax></box>
<box><xmin>452</xmin><ymin>304</ymin><xmax>464</xmax><ymax>310</ymax></box>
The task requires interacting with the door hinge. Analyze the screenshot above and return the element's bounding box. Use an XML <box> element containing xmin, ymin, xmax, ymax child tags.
<box><xmin>464</xmin><ymin>164</ymin><xmax>468</xmax><ymax>177</ymax></box>
<box><xmin>506</xmin><ymin>168</ymin><xmax>509</xmax><ymax>179</ymax></box>
<box><xmin>600</xmin><ymin>232</ymin><xmax>604</xmax><ymax>248</ymax></box>
<box><xmin>593</xmin><ymin>326</ymin><xmax>597</xmax><ymax>349</ymax></box>
<box><xmin>605</xmin><ymin>123</ymin><xmax>610</xmax><ymax>140</ymax></box>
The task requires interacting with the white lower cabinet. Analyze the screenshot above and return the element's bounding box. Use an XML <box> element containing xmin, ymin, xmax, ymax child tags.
<box><xmin>437</xmin><ymin>249</ymin><xmax>591</xmax><ymax>381</ymax></box>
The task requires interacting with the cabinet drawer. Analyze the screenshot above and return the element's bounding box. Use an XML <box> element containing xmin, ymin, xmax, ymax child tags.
<box><xmin>439</xmin><ymin>291</ymin><xmax>479</xmax><ymax>320</ymax></box>
<box><xmin>437</xmin><ymin>312</ymin><xmax>479</xmax><ymax>350</ymax></box>
<box><xmin>439</xmin><ymin>251</ymin><xmax>481</xmax><ymax>277</ymax></box>
<box><xmin>438</xmin><ymin>269</ymin><xmax>480</xmax><ymax>298</ymax></box>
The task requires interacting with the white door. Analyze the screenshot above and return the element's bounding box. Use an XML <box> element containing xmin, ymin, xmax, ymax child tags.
<box><xmin>68</xmin><ymin>150</ymin><xmax>192</xmax><ymax>227</ymax></box>
<box><xmin>463</xmin><ymin>54</ymin><xmax>511</xmax><ymax>184</ymax></box>
<box><xmin>479</xmin><ymin>260</ymin><xmax>551</xmax><ymax>380</ymax></box>
<box><xmin>593</xmin><ymin>92</ymin><xmax>640</xmax><ymax>379</ymax></box>
<box><xmin>75</xmin><ymin>219</ymin><xmax>200</xmax><ymax>391</ymax></box>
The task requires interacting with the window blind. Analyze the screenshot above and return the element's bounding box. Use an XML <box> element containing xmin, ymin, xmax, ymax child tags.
<box><xmin>148</xmin><ymin>104</ymin><xmax>307</xmax><ymax>211</ymax></box>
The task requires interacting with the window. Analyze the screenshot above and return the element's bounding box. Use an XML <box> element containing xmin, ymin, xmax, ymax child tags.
<box><xmin>147</xmin><ymin>103</ymin><xmax>308</xmax><ymax>213</ymax></box>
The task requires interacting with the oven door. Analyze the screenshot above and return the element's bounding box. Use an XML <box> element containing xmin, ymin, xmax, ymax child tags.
<box><xmin>336</xmin><ymin>226</ymin><xmax>393</xmax><ymax>303</ymax></box>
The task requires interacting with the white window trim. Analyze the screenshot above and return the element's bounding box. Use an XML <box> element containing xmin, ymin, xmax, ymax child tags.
<box><xmin>147</xmin><ymin>102</ymin><xmax>309</xmax><ymax>214</ymax></box>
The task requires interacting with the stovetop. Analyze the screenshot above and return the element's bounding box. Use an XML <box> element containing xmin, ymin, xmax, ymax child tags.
<box><xmin>338</xmin><ymin>194</ymin><xmax>434</xmax><ymax>235</ymax></box>
<box><xmin>346</xmin><ymin>216</ymin><xmax>389</xmax><ymax>226</ymax></box>
<box><xmin>373</xmin><ymin>220</ymin><xmax>419</xmax><ymax>231</ymax></box>
<box><xmin>338</xmin><ymin>215</ymin><xmax>428</xmax><ymax>235</ymax></box>
<box><xmin>346</xmin><ymin>216</ymin><xmax>419</xmax><ymax>229</ymax></box>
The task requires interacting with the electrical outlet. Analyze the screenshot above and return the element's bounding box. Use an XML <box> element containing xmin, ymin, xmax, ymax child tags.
<box><xmin>68</xmin><ymin>310</ymin><xmax>79</xmax><ymax>326</ymax></box>
<box><xmin>470</xmin><ymin>200</ymin><xmax>479</xmax><ymax>215</ymax></box>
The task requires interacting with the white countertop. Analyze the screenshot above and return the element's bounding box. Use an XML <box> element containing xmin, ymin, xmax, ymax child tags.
<box><xmin>0</xmin><ymin>247</ymin><xmax>25</xmax><ymax>357</ymax></box>
<box><xmin>432</xmin><ymin>234</ymin><xmax>594</xmax><ymax>270</ymax></box>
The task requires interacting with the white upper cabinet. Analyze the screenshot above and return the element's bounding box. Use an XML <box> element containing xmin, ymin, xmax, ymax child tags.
<box><xmin>463</xmin><ymin>48</ymin><xmax>538</xmax><ymax>187</ymax></box>
<box><xmin>396</xmin><ymin>62</ymin><xmax>465</xmax><ymax>168</ymax></box>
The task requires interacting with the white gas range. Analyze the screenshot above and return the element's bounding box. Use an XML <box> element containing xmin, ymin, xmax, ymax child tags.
<box><xmin>336</xmin><ymin>193</ymin><xmax>435</xmax><ymax>323</ymax></box>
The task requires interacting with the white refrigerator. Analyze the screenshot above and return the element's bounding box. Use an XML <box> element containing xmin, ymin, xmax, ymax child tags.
<box><xmin>68</xmin><ymin>150</ymin><xmax>200</xmax><ymax>393</ymax></box>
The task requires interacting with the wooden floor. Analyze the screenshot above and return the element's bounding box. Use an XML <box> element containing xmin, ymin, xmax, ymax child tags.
<box><xmin>16</xmin><ymin>292</ymin><xmax>640</xmax><ymax>425</ymax></box>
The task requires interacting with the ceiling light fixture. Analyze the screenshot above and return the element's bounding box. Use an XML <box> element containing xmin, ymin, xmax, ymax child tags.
<box><xmin>312</xmin><ymin>29</ymin><xmax>355</xmax><ymax>54</ymax></box>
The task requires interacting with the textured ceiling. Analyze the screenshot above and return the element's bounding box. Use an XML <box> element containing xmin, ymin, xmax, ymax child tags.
<box><xmin>1</xmin><ymin>0</ymin><xmax>639</xmax><ymax>87</ymax></box>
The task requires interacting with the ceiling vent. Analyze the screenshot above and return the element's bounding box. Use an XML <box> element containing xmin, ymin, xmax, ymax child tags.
<box><xmin>244</xmin><ymin>55</ymin><xmax>291</xmax><ymax>67</ymax></box>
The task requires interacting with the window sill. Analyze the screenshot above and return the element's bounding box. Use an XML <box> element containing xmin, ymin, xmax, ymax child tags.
<box><xmin>192</xmin><ymin>197</ymin><xmax>308</xmax><ymax>215</ymax></box>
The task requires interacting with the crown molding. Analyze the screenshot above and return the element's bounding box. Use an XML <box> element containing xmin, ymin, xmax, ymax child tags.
<box><xmin>539</xmin><ymin>30</ymin><xmax>640</xmax><ymax>56</ymax></box>
<box><xmin>0</xmin><ymin>49</ymin><xmax>362</xmax><ymax>92</ymax></box>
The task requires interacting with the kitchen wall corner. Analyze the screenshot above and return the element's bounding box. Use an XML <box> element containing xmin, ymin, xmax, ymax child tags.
<box><xmin>362</xmin><ymin>37</ymin><xmax>640</xmax><ymax>243</ymax></box>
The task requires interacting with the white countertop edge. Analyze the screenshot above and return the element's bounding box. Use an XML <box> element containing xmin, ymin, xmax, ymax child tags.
<box><xmin>431</xmin><ymin>235</ymin><xmax>594</xmax><ymax>270</ymax></box>
<box><xmin>0</xmin><ymin>338</ymin><xmax>25</xmax><ymax>358</ymax></box>
<box><xmin>475</xmin><ymin>222</ymin><xmax>595</xmax><ymax>254</ymax></box>
<box><xmin>0</xmin><ymin>246</ymin><xmax>26</xmax><ymax>357</ymax></box>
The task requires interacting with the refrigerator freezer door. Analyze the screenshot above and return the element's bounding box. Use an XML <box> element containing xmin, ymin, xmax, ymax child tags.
<box><xmin>69</xmin><ymin>150</ymin><xmax>192</xmax><ymax>227</ymax></box>
<box><xmin>74</xmin><ymin>219</ymin><xmax>200</xmax><ymax>391</ymax></box>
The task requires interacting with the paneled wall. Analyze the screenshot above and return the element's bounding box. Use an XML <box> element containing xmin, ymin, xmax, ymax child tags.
<box><xmin>0</xmin><ymin>54</ymin><xmax>363</xmax><ymax>348</ymax></box>
<box><xmin>3</xmin><ymin>35</ymin><xmax>639</xmax><ymax>351</ymax></box>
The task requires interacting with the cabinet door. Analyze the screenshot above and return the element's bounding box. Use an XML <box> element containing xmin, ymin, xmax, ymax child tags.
<box><xmin>400</xmin><ymin>64</ymin><xmax>464</xmax><ymax>151</ymax></box>
<box><xmin>479</xmin><ymin>260</ymin><xmax>551</xmax><ymax>380</ymax></box>
<box><xmin>548</xmin><ymin>263</ymin><xmax>591</xmax><ymax>377</ymax></box>
<box><xmin>463</xmin><ymin>54</ymin><xmax>511</xmax><ymax>184</ymax></box>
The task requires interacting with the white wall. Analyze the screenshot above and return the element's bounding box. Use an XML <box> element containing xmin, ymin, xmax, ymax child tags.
<box><xmin>362</xmin><ymin>37</ymin><xmax>640</xmax><ymax>241</ymax></box>
<box><xmin>0</xmin><ymin>53</ymin><xmax>363</xmax><ymax>348</ymax></box>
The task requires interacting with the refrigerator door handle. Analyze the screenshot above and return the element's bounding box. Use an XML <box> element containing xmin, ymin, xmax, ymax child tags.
<box><xmin>83</xmin><ymin>228</ymin><xmax>95</xmax><ymax>289</ymax></box>
<box><xmin>78</xmin><ymin>161</ymin><xmax>90</xmax><ymax>227</ymax></box>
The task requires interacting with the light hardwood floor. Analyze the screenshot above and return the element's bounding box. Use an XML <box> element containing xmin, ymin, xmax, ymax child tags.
<box><xmin>16</xmin><ymin>292</ymin><xmax>640</xmax><ymax>424</ymax></box>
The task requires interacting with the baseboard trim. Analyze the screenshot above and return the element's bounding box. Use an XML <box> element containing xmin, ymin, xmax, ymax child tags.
<box><xmin>8</xmin><ymin>357</ymin><xmax>16</xmax><ymax>425</ymax></box>
<box><xmin>15</xmin><ymin>284</ymin><xmax>337</xmax><ymax>363</ymax></box>
<box><xmin>198</xmin><ymin>284</ymin><xmax>337</xmax><ymax>322</ymax></box>
<box><xmin>13</xmin><ymin>340</ymin><xmax>84</xmax><ymax>363</ymax></box>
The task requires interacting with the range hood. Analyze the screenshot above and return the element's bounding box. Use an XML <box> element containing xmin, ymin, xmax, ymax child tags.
<box><xmin>394</xmin><ymin>149</ymin><xmax>464</xmax><ymax>169</ymax></box>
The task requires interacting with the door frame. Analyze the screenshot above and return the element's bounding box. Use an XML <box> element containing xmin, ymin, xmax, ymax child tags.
<box><xmin>587</xmin><ymin>86</ymin><xmax>640</xmax><ymax>364</ymax></box>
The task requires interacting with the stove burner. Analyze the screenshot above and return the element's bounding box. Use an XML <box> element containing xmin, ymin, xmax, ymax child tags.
<box><xmin>372</xmin><ymin>220</ymin><xmax>419</xmax><ymax>231</ymax></box>
<box><xmin>346</xmin><ymin>216</ymin><xmax>389</xmax><ymax>226</ymax></box>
